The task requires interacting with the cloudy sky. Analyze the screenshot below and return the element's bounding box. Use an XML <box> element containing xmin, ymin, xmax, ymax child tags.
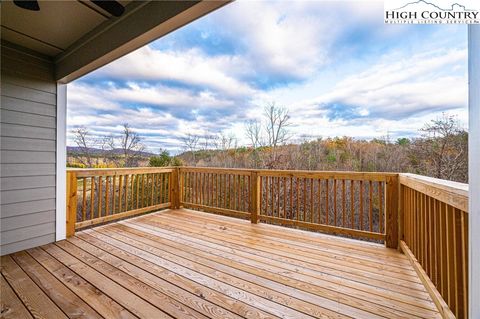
<box><xmin>67</xmin><ymin>0</ymin><xmax>468</xmax><ymax>154</ymax></box>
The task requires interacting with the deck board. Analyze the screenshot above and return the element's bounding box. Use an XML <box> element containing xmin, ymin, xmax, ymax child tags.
<box><xmin>10</xmin><ymin>250</ymin><xmax>102</xmax><ymax>319</ymax></box>
<box><xmin>1</xmin><ymin>208</ymin><xmax>441</xmax><ymax>318</ymax></box>
<box><xmin>0</xmin><ymin>275</ymin><xmax>33</xmax><ymax>319</ymax></box>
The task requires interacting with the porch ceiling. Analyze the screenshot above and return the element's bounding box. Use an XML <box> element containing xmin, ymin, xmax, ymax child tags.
<box><xmin>0</xmin><ymin>0</ymin><xmax>230</xmax><ymax>83</ymax></box>
<box><xmin>1</xmin><ymin>0</ymin><xmax>133</xmax><ymax>56</ymax></box>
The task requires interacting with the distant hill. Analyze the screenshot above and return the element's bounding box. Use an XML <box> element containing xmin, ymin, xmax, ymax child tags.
<box><xmin>67</xmin><ymin>146</ymin><xmax>156</xmax><ymax>157</ymax></box>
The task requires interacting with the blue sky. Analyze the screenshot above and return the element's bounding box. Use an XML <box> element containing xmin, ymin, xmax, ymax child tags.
<box><xmin>67</xmin><ymin>0</ymin><xmax>468</xmax><ymax>154</ymax></box>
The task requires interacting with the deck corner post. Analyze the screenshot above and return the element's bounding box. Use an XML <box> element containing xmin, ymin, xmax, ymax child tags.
<box><xmin>385</xmin><ymin>174</ymin><xmax>399</xmax><ymax>249</ymax></box>
<box><xmin>250</xmin><ymin>171</ymin><xmax>260</xmax><ymax>224</ymax></box>
<box><xmin>398</xmin><ymin>174</ymin><xmax>404</xmax><ymax>244</ymax></box>
<box><xmin>66</xmin><ymin>171</ymin><xmax>77</xmax><ymax>237</ymax></box>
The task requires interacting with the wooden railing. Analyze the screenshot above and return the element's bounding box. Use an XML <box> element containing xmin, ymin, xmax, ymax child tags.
<box><xmin>179</xmin><ymin>167</ymin><xmax>252</xmax><ymax>219</ymax></box>
<box><xmin>66</xmin><ymin>167</ymin><xmax>469</xmax><ymax>318</ymax></box>
<box><xmin>177</xmin><ymin>168</ymin><xmax>399</xmax><ymax>247</ymax></box>
<box><xmin>256</xmin><ymin>170</ymin><xmax>399</xmax><ymax>245</ymax></box>
<box><xmin>66</xmin><ymin>167</ymin><xmax>177</xmax><ymax>236</ymax></box>
<box><xmin>399</xmin><ymin>173</ymin><xmax>469</xmax><ymax>319</ymax></box>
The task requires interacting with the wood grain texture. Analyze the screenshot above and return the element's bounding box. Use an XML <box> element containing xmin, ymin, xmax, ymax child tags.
<box><xmin>65</xmin><ymin>236</ymin><xmax>239</xmax><ymax>319</ymax></box>
<box><xmin>42</xmin><ymin>243</ymin><xmax>172</xmax><ymax>318</ymax></box>
<box><xmin>68</xmin><ymin>169</ymin><xmax>173</xmax><ymax>232</ymax></box>
<box><xmin>400</xmin><ymin>241</ymin><xmax>455</xmax><ymax>319</ymax></box>
<box><xmin>27</xmin><ymin>246</ymin><xmax>136</xmax><ymax>319</ymax></box>
<box><xmin>260</xmin><ymin>215</ymin><xmax>385</xmax><ymax>240</ymax></box>
<box><xmin>1</xmin><ymin>208</ymin><xmax>442</xmax><ymax>319</ymax></box>
<box><xmin>60</xmin><ymin>167</ymin><xmax>464</xmax><ymax>317</ymax></box>
<box><xmin>400</xmin><ymin>182</ymin><xmax>468</xmax><ymax>318</ymax></box>
<box><xmin>11</xmin><ymin>251</ymin><xmax>102</xmax><ymax>318</ymax></box>
<box><xmin>66</xmin><ymin>171</ymin><xmax>77</xmax><ymax>237</ymax></box>
<box><xmin>399</xmin><ymin>173</ymin><xmax>468</xmax><ymax>212</ymax></box>
<box><xmin>174</xmin><ymin>168</ymin><xmax>390</xmax><ymax>242</ymax></box>
<box><xmin>0</xmin><ymin>256</ymin><xmax>68</xmax><ymax>319</ymax></box>
<box><xmin>71</xmin><ymin>167</ymin><xmax>174</xmax><ymax>177</ymax></box>
<box><xmin>114</xmin><ymin>219</ymin><xmax>437</xmax><ymax>318</ymax></box>
<box><xmin>75</xmin><ymin>202</ymin><xmax>171</xmax><ymax>229</ymax></box>
<box><xmin>0</xmin><ymin>275</ymin><xmax>33</xmax><ymax>319</ymax></box>
<box><xmin>250</xmin><ymin>171</ymin><xmax>259</xmax><ymax>223</ymax></box>
<box><xmin>385</xmin><ymin>175</ymin><xmax>399</xmax><ymax>249</ymax></box>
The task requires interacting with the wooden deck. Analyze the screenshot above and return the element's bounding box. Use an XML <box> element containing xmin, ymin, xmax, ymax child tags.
<box><xmin>1</xmin><ymin>209</ymin><xmax>441</xmax><ymax>319</ymax></box>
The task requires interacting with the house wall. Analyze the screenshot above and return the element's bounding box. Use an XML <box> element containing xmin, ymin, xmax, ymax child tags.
<box><xmin>1</xmin><ymin>42</ymin><xmax>57</xmax><ymax>255</ymax></box>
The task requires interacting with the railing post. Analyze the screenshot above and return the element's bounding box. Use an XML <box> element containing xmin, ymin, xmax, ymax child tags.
<box><xmin>398</xmin><ymin>179</ymin><xmax>404</xmax><ymax>243</ymax></box>
<box><xmin>178</xmin><ymin>167</ymin><xmax>183</xmax><ymax>208</ymax></box>
<box><xmin>170</xmin><ymin>167</ymin><xmax>180</xmax><ymax>209</ymax></box>
<box><xmin>250</xmin><ymin>171</ymin><xmax>260</xmax><ymax>224</ymax></box>
<box><xmin>66</xmin><ymin>171</ymin><xmax>77</xmax><ymax>237</ymax></box>
<box><xmin>385</xmin><ymin>174</ymin><xmax>399</xmax><ymax>249</ymax></box>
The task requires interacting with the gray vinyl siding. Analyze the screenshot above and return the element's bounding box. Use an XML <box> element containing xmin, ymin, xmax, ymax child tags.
<box><xmin>1</xmin><ymin>42</ymin><xmax>57</xmax><ymax>255</ymax></box>
<box><xmin>1</xmin><ymin>199</ymin><xmax>56</xmax><ymax>219</ymax></box>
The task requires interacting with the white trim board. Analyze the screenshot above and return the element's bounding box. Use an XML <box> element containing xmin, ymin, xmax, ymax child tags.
<box><xmin>56</xmin><ymin>83</ymin><xmax>67</xmax><ymax>241</ymax></box>
<box><xmin>468</xmin><ymin>24</ymin><xmax>479</xmax><ymax>319</ymax></box>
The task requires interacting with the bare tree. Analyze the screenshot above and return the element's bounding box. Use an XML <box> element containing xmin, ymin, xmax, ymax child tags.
<box><xmin>245</xmin><ymin>119</ymin><xmax>262</xmax><ymax>148</ymax></box>
<box><xmin>264</xmin><ymin>103</ymin><xmax>291</xmax><ymax>148</ymax></box>
<box><xmin>107</xmin><ymin>124</ymin><xmax>145</xmax><ymax>167</ymax></box>
<box><xmin>244</xmin><ymin>119</ymin><xmax>264</xmax><ymax>168</ymax></box>
<box><xmin>97</xmin><ymin>135</ymin><xmax>113</xmax><ymax>166</ymax></box>
<box><xmin>121</xmin><ymin>124</ymin><xmax>145</xmax><ymax>167</ymax></box>
<box><xmin>209</xmin><ymin>132</ymin><xmax>238</xmax><ymax>167</ymax></box>
<box><xmin>415</xmin><ymin>114</ymin><xmax>468</xmax><ymax>181</ymax></box>
<box><xmin>71</xmin><ymin>127</ymin><xmax>95</xmax><ymax>167</ymax></box>
<box><xmin>264</xmin><ymin>102</ymin><xmax>291</xmax><ymax>165</ymax></box>
<box><xmin>181</xmin><ymin>133</ymin><xmax>200</xmax><ymax>164</ymax></box>
<box><xmin>217</xmin><ymin>133</ymin><xmax>237</xmax><ymax>151</ymax></box>
<box><xmin>200</xmin><ymin>133</ymin><xmax>217</xmax><ymax>151</ymax></box>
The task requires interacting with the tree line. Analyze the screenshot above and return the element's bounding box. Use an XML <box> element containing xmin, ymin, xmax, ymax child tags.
<box><xmin>69</xmin><ymin>105</ymin><xmax>468</xmax><ymax>183</ymax></box>
<box><xmin>177</xmin><ymin>105</ymin><xmax>468</xmax><ymax>183</ymax></box>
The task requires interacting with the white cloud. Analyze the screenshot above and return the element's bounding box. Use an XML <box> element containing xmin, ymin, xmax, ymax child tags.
<box><xmin>214</xmin><ymin>1</ymin><xmax>333</xmax><ymax>79</ymax></box>
<box><xmin>213</xmin><ymin>0</ymin><xmax>385</xmax><ymax>80</ymax></box>
<box><xmin>89</xmin><ymin>1</ymin><xmax>386</xmax><ymax>86</ymax></box>
<box><xmin>311</xmin><ymin>48</ymin><xmax>467</xmax><ymax>118</ymax></box>
<box><xmin>106</xmin><ymin>83</ymin><xmax>235</xmax><ymax>109</ymax></box>
<box><xmin>92</xmin><ymin>46</ymin><xmax>256</xmax><ymax>98</ymax></box>
<box><xmin>66</xmin><ymin>80</ymin><xmax>244</xmax><ymax>152</ymax></box>
<box><xmin>67</xmin><ymin>1</ymin><xmax>468</xmax><ymax>151</ymax></box>
<box><xmin>68</xmin><ymin>45</ymin><xmax>468</xmax><ymax>150</ymax></box>
<box><xmin>67</xmin><ymin>82</ymin><xmax>121</xmax><ymax>112</ymax></box>
<box><xmin>254</xmin><ymin>47</ymin><xmax>467</xmax><ymax>126</ymax></box>
<box><xmin>246</xmin><ymin>45</ymin><xmax>468</xmax><ymax>141</ymax></box>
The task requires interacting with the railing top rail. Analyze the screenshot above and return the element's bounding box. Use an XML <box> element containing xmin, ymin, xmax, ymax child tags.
<box><xmin>399</xmin><ymin>173</ymin><xmax>468</xmax><ymax>212</ymax></box>
<box><xmin>68</xmin><ymin>167</ymin><xmax>175</xmax><ymax>177</ymax></box>
<box><xmin>179</xmin><ymin>166</ymin><xmax>397</xmax><ymax>179</ymax></box>
<box><xmin>256</xmin><ymin>170</ymin><xmax>395</xmax><ymax>181</ymax></box>
<box><xmin>179</xmin><ymin>167</ymin><xmax>252</xmax><ymax>175</ymax></box>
